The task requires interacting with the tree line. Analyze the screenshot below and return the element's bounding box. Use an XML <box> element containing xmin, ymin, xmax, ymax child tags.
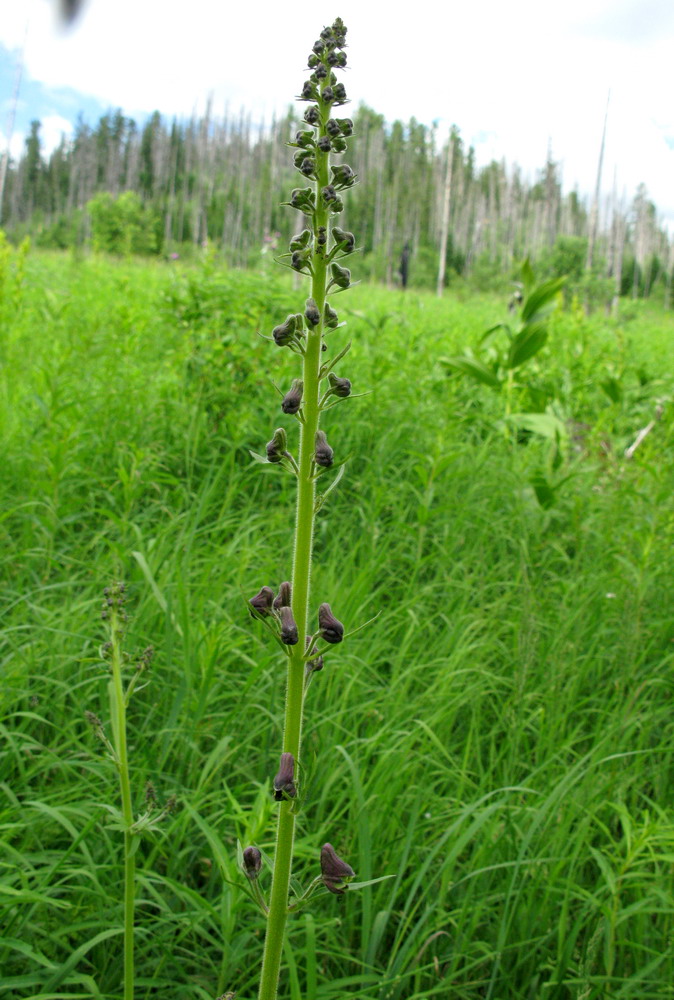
<box><xmin>1</xmin><ymin>103</ymin><xmax>672</xmax><ymax>302</ymax></box>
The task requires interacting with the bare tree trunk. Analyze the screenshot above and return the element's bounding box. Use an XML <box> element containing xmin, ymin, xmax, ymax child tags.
<box><xmin>436</xmin><ymin>128</ymin><xmax>455</xmax><ymax>296</ymax></box>
<box><xmin>664</xmin><ymin>237</ymin><xmax>673</xmax><ymax>310</ymax></box>
<box><xmin>586</xmin><ymin>91</ymin><xmax>610</xmax><ymax>272</ymax></box>
<box><xmin>0</xmin><ymin>21</ymin><xmax>27</xmax><ymax>225</ymax></box>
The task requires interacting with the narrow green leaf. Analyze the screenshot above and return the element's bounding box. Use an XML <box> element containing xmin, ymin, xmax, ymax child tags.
<box><xmin>505</xmin><ymin>412</ymin><xmax>568</xmax><ymax>440</ymax></box>
<box><xmin>478</xmin><ymin>323</ymin><xmax>508</xmax><ymax>345</ymax></box>
<box><xmin>440</xmin><ymin>356</ymin><xmax>502</xmax><ymax>389</ymax></box>
<box><xmin>346</xmin><ymin>874</ymin><xmax>396</xmax><ymax>890</ymax></box>
<box><xmin>314</xmin><ymin>462</ymin><xmax>346</xmax><ymax>514</ymax></box>
<box><xmin>521</xmin><ymin>276</ymin><xmax>566</xmax><ymax>322</ymax></box>
<box><xmin>520</xmin><ymin>257</ymin><xmax>536</xmax><ymax>291</ymax></box>
<box><xmin>506</xmin><ymin>323</ymin><xmax>548</xmax><ymax>369</ymax></box>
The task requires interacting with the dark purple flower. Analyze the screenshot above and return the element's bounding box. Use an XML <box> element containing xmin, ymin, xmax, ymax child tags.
<box><xmin>318</xmin><ymin>603</ymin><xmax>344</xmax><ymax>644</ymax></box>
<box><xmin>320</xmin><ymin>843</ymin><xmax>355</xmax><ymax>894</ymax></box>
<box><xmin>273</xmin><ymin>752</ymin><xmax>297</xmax><ymax>801</ymax></box>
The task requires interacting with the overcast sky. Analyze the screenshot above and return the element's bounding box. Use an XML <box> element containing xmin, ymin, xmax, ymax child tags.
<box><xmin>2</xmin><ymin>0</ymin><xmax>673</xmax><ymax>229</ymax></box>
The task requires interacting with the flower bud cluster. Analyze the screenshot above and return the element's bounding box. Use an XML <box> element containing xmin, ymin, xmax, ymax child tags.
<box><xmin>300</xmin><ymin>21</ymin><xmax>348</xmax><ymax>110</ymax></box>
<box><xmin>101</xmin><ymin>581</ymin><xmax>127</xmax><ymax>623</ymax></box>
<box><xmin>249</xmin><ymin>581</ymin><xmax>299</xmax><ymax>647</ymax></box>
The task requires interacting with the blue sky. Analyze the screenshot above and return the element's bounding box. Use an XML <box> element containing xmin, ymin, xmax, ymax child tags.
<box><xmin>2</xmin><ymin>0</ymin><xmax>673</xmax><ymax>230</ymax></box>
<box><xmin>1</xmin><ymin>43</ymin><xmax>113</xmax><ymax>152</ymax></box>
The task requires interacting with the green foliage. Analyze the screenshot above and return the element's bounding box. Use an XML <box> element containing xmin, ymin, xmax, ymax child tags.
<box><xmin>441</xmin><ymin>260</ymin><xmax>566</xmax><ymax>433</ymax></box>
<box><xmin>88</xmin><ymin>191</ymin><xmax>162</xmax><ymax>256</ymax></box>
<box><xmin>0</xmin><ymin>230</ymin><xmax>30</xmax><ymax>348</ymax></box>
<box><xmin>539</xmin><ymin>234</ymin><xmax>588</xmax><ymax>284</ymax></box>
<box><xmin>2</xmin><ymin>253</ymin><xmax>674</xmax><ymax>998</ymax></box>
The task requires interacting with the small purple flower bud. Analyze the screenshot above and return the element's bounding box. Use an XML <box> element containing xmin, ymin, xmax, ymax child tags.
<box><xmin>289</xmin><ymin>229</ymin><xmax>311</xmax><ymax>252</ymax></box>
<box><xmin>314</xmin><ymin>63</ymin><xmax>328</xmax><ymax>80</ymax></box>
<box><xmin>317</xmin><ymin>226</ymin><xmax>327</xmax><ymax>247</ymax></box>
<box><xmin>332</xmin><ymin>227</ymin><xmax>356</xmax><ymax>253</ymax></box>
<box><xmin>305</xmin><ymin>297</ymin><xmax>321</xmax><ymax>327</ymax></box>
<box><xmin>318</xmin><ymin>602</ymin><xmax>344</xmax><ymax>643</ymax></box>
<box><xmin>333</xmin><ymin>83</ymin><xmax>347</xmax><ymax>103</ymax></box>
<box><xmin>336</xmin><ymin>117</ymin><xmax>354</xmax><ymax>136</ymax></box>
<box><xmin>272</xmin><ymin>314</ymin><xmax>298</xmax><ymax>346</ymax></box>
<box><xmin>321</xmin><ymin>185</ymin><xmax>338</xmax><ymax>205</ymax></box>
<box><xmin>328</xmin><ymin>372</ymin><xmax>351</xmax><ymax>398</ymax></box>
<box><xmin>249</xmin><ymin>586</ymin><xmax>275</xmax><ymax>618</ymax></box>
<box><xmin>289</xmin><ymin>187</ymin><xmax>315</xmax><ymax>212</ymax></box>
<box><xmin>307</xmin><ymin>53</ymin><xmax>319</xmax><ymax>69</ymax></box>
<box><xmin>281</xmin><ymin>379</ymin><xmax>304</xmax><ymax>415</ymax></box>
<box><xmin>299</xmin><ymin>158</ymin><xmax>316</xmax><ymax>178</ymax></box>
<box><xmin>314</xmin><ymin>430</ymin><xmax>334</xmax><ymax>468</ymax></box>
<box><xmin>242</xmin><ymin>846</ymin><xmax>262</xmax><ymax>879</ymax></box>
<box><xmin>294</xmin><ymin>130</ymin><xmax>315</xmax><ymax>148</ymax></box>
<box><xmin>291</xmin><ymin>248</ymin><xmax>311</xmax><ymax>272</ymax></box>
<box><xmin>320</xmin><ymin>843</ymin><xmax>355</xmax><ymax>894</ymax></box>
<box><xmin>301</xmin><ymin>80</ymin><xmax>318</xmax><ymax>101</ymax></box>
<box><xmin>266</xmin><ymin>427</ymin><xmax>288</xmax><ymax>464</ymax></box>
<box><xmin>312</xmin><ymin>39</ymin><xmax>325</xmax><ymax>56</ymax></box>
<box><xmin>304</xmin><ymin>106</ymin><xmax>320</xmax><ymax>126</ymax></box>
<box><xmin>324</xmin><ymin>302</ymin><xmax>339</xmax><ymax>328</ymax></box>
<box><xmin>305</xmin><ymin>635</ymin><xmax>324</xmax><ymax>672</ymax></box>
<box><xmin>330</xmin><ymin>262</ymin><xmax>351</xmax><ymax>288</ymax></box>
<box><xmin>273</xmin><ymin>752</ymin><xmax>297</xmax><ymax>800</ymax></box>
<box><xmin>321</xmin><ymin>86</ymin><xmax>334</xmax><ymax>104</ymax></box>
<box><xmin>293</xmin><ymin>148</ymin><xmax>312</xmax><ymax>167</ymax></box>
<box><xmin>316</xmin><ymin>135</ymin><xmax>331</xmax><ymax>153</ymax></box>
<box><xmin>279</xmin><ymin>606</ymin><xmax>299</xmax><ymax>645</ymax></box>
<box><xmin>326</xmin><ymin>119</ymin><xmax>341</xmax><ymax>137</ymax></box>
<box><xmin>331</xmin><ymin>164</ymin><xmax>355</xmax><ymax>188</ymax></box>
<box><xmin>273</xmin><ymin>581</ymin><xmax>292</xmax><ymax>610</ymax></box>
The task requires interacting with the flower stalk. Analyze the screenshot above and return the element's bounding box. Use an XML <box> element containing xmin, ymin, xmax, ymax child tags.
<box><xmin>251</xmin><ymin>19</ymin><xmax>357</xmax><ymax>1000</ymax></box>
<box><xmin>102</xmin><ymin>583</ymin><xmax>136</xmax><ymax>1000</ymax></box>
<box><xmin>91</xmin><ymin>588</ymin><xmax>161</xmax><ymax>1000</ymax></box>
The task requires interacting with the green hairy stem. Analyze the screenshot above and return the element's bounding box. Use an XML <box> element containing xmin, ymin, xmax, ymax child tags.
<box><xmin>251</xmin><ymin>19</ymin><xmax>358</xmax><ymax>1000</ymax></box>
<box><xmin>107</xmin><ymin>587</ymin><xmax>136</xmax><ymax>1000</ymax></box>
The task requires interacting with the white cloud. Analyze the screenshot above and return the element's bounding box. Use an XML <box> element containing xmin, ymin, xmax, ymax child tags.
<box><xmin>41</xmin><ymin>113</ymin><xmax>73</xmax><ymax>153</ymax></box>
<box><xmin>0</xmin><ymin>129</ymin><xmax>24</xmax><ymax>161</ymax></box>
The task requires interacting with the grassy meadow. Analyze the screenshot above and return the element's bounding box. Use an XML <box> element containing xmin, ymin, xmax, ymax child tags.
<box><xmin>1</xmin><ymin>247</ymin><xmax>674</xmax><ymax>999</ymax></box>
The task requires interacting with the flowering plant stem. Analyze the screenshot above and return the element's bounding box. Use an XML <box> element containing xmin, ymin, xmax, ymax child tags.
<box><xmin>256</xmin><ymin>20</ymin><xmax>354</xmax><ymax>1000</ymax></box>
<box><xmin>258</xmin><ymin>117</ymin><xmax>327</xmax><ymax>1000</ymax></box>
<box><xmin>108</xmin><ymin>598</ymin><xmax>136</xmax><ymax>1000</ymax></box>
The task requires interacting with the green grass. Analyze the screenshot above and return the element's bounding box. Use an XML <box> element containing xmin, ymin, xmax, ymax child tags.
<box><xmin>1</xmin><ymin>248</ymin><xmax>674</xmax><ymax>999</ymax></box>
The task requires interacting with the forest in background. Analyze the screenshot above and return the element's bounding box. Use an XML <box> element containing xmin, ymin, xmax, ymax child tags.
<box><xmin>1</xmin><ymin>101</ymin><xmax>672</xmax><ymax>303</ymax></box>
